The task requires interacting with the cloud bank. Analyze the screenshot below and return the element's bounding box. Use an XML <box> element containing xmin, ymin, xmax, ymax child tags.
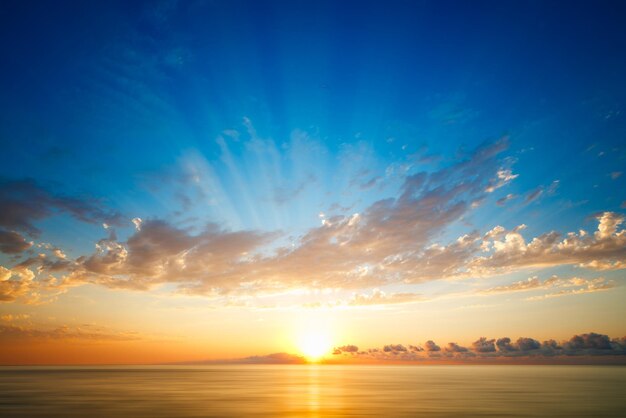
<box><xmin>330</xmin><ymin>332</ymin><xmax>626</xmax><ymax>363</ymax></box>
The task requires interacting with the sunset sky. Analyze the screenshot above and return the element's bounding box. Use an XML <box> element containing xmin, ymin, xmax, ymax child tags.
<box><xmin>1</xmin><ymin>0</ymin><xmax>625</xmax><ymax>365</ymax></box>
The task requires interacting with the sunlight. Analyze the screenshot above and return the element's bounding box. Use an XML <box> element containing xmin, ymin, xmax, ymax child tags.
<box><xmin>297</xmin><ymin>330</ymin><xmax>332</xmax><ymax>362</ymax></box>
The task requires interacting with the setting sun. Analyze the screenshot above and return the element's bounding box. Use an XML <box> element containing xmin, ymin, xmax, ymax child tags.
<box><xmin>297</xmin><ymin>331</ymin><xmax>332</xmax><ymax>361</ymax></box>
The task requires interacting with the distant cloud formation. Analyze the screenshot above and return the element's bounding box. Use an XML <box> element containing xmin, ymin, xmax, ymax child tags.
<box><xmin>331</xmin><ymin>333</ymin><xmax>626</xmax><ymax>363</ymax></box>
<box><xmin>206</xmin><ymin>352</ymin><xmax>307</xmax><ymax>365</ymax></box>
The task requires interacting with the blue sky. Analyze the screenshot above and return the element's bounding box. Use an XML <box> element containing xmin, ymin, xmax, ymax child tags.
<box><xmin>0</xmin><ymin>1</ymin><xmax>625</xmax><ymax>363</ymax></box>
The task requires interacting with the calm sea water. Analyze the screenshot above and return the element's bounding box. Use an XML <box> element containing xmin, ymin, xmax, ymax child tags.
<box><xmin>0</xmin><ymin>365</ymin><xmax>624</xmax><ymax>417</ymax></box>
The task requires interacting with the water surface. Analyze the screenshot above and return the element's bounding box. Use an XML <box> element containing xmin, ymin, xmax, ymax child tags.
<box><xmin>0</xmin><ymin>365</ymin><xmax>624</xmax><ymax>417</ymax></box>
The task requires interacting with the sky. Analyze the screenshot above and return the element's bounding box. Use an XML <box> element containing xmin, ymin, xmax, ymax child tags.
<box><xmin>0</xmin><ymin>0</ymin><xmax>625</xmax><ymax>365</ymax></box>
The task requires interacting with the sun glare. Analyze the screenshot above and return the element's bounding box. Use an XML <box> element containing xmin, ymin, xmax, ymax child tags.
<box><xmin>297</xmin><ymin>331</ymin><xmax>332</xmax><ymax>361</ymax></box>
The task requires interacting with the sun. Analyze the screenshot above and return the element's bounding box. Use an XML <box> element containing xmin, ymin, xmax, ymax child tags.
<box><xmin>297</xmin><ymin>330</ymin><xmax>332</xmax><ymax>362</ymax></box>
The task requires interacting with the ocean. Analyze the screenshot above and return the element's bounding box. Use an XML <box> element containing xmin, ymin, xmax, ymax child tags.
<box><xmin>0</xmin><ymin>365</ymin><xmax>624</xmax><ymax>417</ymax></box>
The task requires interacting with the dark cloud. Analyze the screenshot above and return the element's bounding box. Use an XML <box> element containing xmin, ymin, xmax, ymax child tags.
<box><xmin>326</xmin><ymin>333</ymin><xmax>626</xmax><ymax>363</ymax></box>
<box><xmin>541</xmin><ymin>339</ymin><xmax>562</xmax><ymax>351</ymax></box>
<box><xmin>496</xmin><ymin>337</ymin><xmax>516</xmax><ymax>352</ymax></box>
<box><xmin>0</xmin><ymin>230</ymin><xmax>32</xmax><ymax>254</ymax></box>
<box><xmin>472</xmin><ymin>337</ymin><xmax>496</xmax><ymax>353</ymax></box>
<box><xmin>333</xmin><ymin>345</ymin><xmax>359</xmax><ymax>354</ymax></box>
<box><xmin>516</xmin><ymin>337</ymin><xmax>541</xmax><ymax>351</ymax></box>
<box><xmin>0</xmin><ymin>178</ymin><xmax>122</xmax><ymax>236</ymax></box>
<box><xmin>383</xmin><ymin>344</ymin><xmax>407</xmax><ymax>354</ymax></box>
<box><xmin>424</xmin><ymin>340</ymin><xmax>441</xmax><ymax>352</ymax></box>
<box><xmin>444</xmin><ymin>342</ymin><xmax>469</xmax><ymax>353</ymax></box>
<box><xmin>564</xmin><ymin>333</ymin><xmax>612</xmax><ymax>350</ymax></box>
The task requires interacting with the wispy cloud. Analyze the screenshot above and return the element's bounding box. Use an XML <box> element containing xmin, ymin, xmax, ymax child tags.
<box><xmin>480</xmin><ymin>276</ymin><xmax>615</xmax><ymax>300</ymax></box>
<box><xmin>0</xmin><ymin>323</ymin><xmax>141</xmax><ymax>342</ymax></box>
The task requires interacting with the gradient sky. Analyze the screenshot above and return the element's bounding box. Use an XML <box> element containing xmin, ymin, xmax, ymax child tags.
<box><xmin>1</xmin><ymin>0</ymin><xmax>625</xmax><ymax>364</ymax></box>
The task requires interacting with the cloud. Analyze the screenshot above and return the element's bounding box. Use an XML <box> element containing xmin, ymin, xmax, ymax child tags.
<box><xmin>210</xmin><ymin>352</ymin><xmax>307</xmax><ymax>365</ymax></box>
<box><xmin>424</xmin><ymin>340</ymin><xmax>441</xmax><ymax>352</ymax></box>
<box><xmin>348</xmin><ymin>289</ymin><xmax>424</xmax><ymax>306</ymax></box>
<box><xmin>524</xmin><ymin>180</ymin><xmax>559</xmax><ymax>205</ymax></box>
<box><xmin>132</xmin><ymin>217</ymin><xmax>143</xmax><ymax>231</ymax></box>
<box><xmin>328</xmin><ymin>333</ymin><xmax>626</xmax><ymax>363</ymax></box>
<box><xmin>383</xmin><ymin>344</ymin><xmax>408</xmax><ymax>354</ymax></box>
<box><xmin>21</xmin><ymin>138</ymin><xmax>512</xmax><ymax>298</ymax></box>
<box><xmin>516</xmin><ymin>337</ymin><xmax>541</xmax><ymax>351</ymax></box>
<box><xmin>485</xmin><ymin>169</ymin><xmax>518</xmax><ymax>193</ymax></box>
<box><xmin>273</xmin><ymin>174</ymin><xmax>317</xmax><ymax>205</ymax></box>
<box><xmin>480</xmin><ymin>275</ymin><xmax>615</xmax><ymax>300</ymax></box>
<box><xmin>444</xmin><ymin>342</ymin><xmax>469</xmax><ymax>353</ymax></box>
<box><xmin>357</xmin><ymin>176</ymin><xmax>382</xmax><ymax>191</ymax></box>
<box><xmin>0</xmin><ymin>313</ymin><xmax>30</xmax><ymax>322</ymax></box>
<box><xmin>0</xmin><ymin>178</ymin><xmax>122</xmax><ymax>236</ymax></box>
<box><xmin>525</xmin><ymin>187</ymin><xmax>543</xmax><ymax>203</ymax></box>
<box><xmin>472</xmin><ymin>337</ymin><xmax>496</xmax><ymax>353</ymax></box>
<box><xmin>467</xmin><ymin>212</ymin><xmax>626</xmax><ymax>276</ymax></box>
<box><xmin>5</xmin><ymin>136</ymin><xmax>622</xmax><ymax>307</ymax></box>
<box><xmin>0</xmin><ymin>266</ymin><xmax>37</xmax><ymax>302</ymax></box>
<box><xmin>578</xmin><ymin>260</ymin><xmax>626</xmax><ymax>271</ymax></box>
<box><xmin>0</xmin><ymin>324</ymin><xmax>141</xmax><ymax>341</ymax></box>
<box><xmin>495</xmin><ymin>337</ymin><xmax>516</xmax><ymax>352</ymax></box>
<box><xmin>0</xmin><ymin>230</ymin><xmax>32</xmax><ymax>254</ymax></box>
<box><xmin>333</xmin><ymin>345</ymin><xmax>359</xmax><ymax>355</ymax></box>
<box><xmin>496</xmin><ymin>193</ymin><xmax>517</xmax><ymax>206</ymax></box>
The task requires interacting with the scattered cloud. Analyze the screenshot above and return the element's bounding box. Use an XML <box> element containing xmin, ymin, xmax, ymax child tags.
<box><xmin>524</xmin><ymin>180</ymin><xmax>559</xmax><ymax>205</ymax></box>
<box><xmin>496</xmin><ymin>193</ymin><xmax>517</xmax><ymax>206</ymax></box>
<box><xmin>485</xmin><ymin>169</ymin><xmax>518</xmax><ymax>193</ymax></box>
